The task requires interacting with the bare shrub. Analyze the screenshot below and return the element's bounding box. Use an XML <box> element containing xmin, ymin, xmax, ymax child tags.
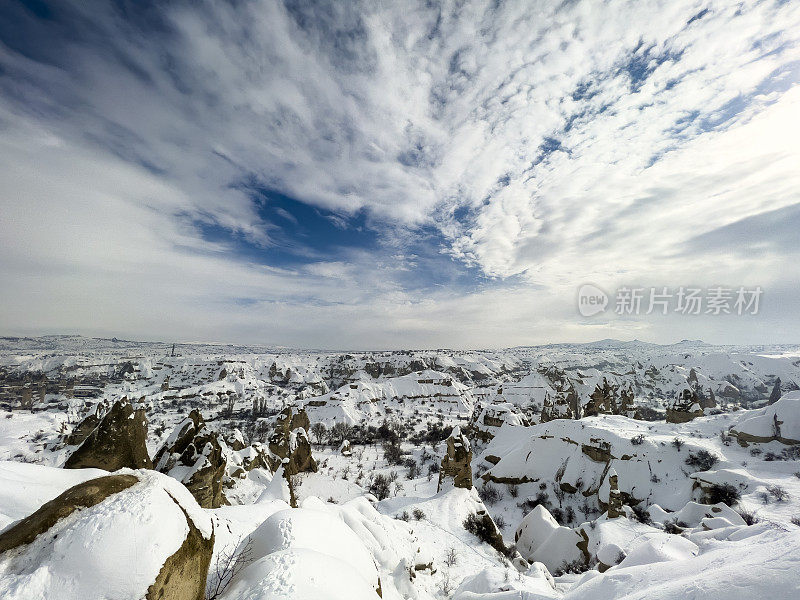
<box><xmin>685</xmin><ymin>449</ymin><xmax>718</xmax><ymax>471</ymax></box>
<box><xmin>736</xmin><ymin>508</ymin><xmax>760</xmax><ymax>525</ymax></box>
<box><xmin>766</xmin><ymin>484</ymin><xmax>789</xmax><ymax>502</ymax></box>
<box><xmin>206</xmin><ymin>535</ymin><xmax>254</xmax><ymax>600</ymax></box>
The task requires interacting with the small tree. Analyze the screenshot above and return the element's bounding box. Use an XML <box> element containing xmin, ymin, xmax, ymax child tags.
<box><xmin>310</xmin><ymin>422</ymin><xmax>327</xmax><ymax>446</ymax></box>
<box><xmin>329</xmin><ymin>422</ymin><xmax>352</xmax><ymax>446</ymax></box>
<box><xmin>369</xmin><ymin>473</ymin><xmax>391</xmax><ymax>500</ymax></box>
<box><xmin>384</xmin><ymin>440</ymin><xmax>404</xmax><ymax>465</ymax></box>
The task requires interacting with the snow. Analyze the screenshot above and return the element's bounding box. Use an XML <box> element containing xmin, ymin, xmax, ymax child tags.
<box><xmin>247</xmin><ymin>505</ymin><xmax>379</xmax><ymax>588</ymax></box>
<box><xmin>733</xmin><ymin>392</ymin><xmax>800</xmax><ymax>441</ymax></box>
<box><xmin>452</xmin><ymin>565</ymin><xmax>557</xmax><ymax>600</ymax></box>
<box><xmin>221</xmin><ymin>547</ymin><xmax>381</xmax><ymax>600</ymax></box>
<box><xmin>515</xmin><ymin>505</ymin><xmax>560</xmax><ymax>559</ymax></box>
<box><xmin>0</xmin><ymin>467</ymin><xmax>211</xmax><ymax>600</ymax></box>
<box><xmin>529</xmin><ymin>524</ymin><xmax>583</xmax><ymax>573</ymax></box>
<box><xmin>2</xmin><ymin>337</ymin><xmax>800</xmax><ymax>600</ymax></box>
<box><xmin>0</xmin><ymin>461</ymin><xmax>107</xmax><ymax>529</ymax></box>
<box><xmin>566</xmin><ymin>527</ymin><xmax>800</xmax><ymax>600</ymax></box>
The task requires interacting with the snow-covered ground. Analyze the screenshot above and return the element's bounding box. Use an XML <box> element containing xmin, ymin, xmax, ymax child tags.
<box><xmin>1</xmin><ymin>336</ymin><xmax>799</xmax><ymax>599</ymax></box>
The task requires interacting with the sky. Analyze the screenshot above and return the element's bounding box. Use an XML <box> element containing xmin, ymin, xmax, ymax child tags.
<box><xmin>1</xmin><ymin>0</ymin><xmax>799</xmax><ymax>349</ymax></box>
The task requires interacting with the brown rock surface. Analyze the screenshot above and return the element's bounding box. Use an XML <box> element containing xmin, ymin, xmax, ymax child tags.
<box><xmin>64</xmin><ymin>400</ymin><xmax>152</xmax><ymax>471</ymax></box>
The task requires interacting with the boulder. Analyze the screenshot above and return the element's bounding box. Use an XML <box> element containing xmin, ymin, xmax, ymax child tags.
<box><xmin>515</xmin><ymin>505</ymin><xmax>560</xmax><ymax>559</ymax></box>
<box><xmin>0</xmin><ymin>470</ymin><xmax>214</xmax><ymax>600</ymax></box>
<box><xmin>153</xmin><ymin>409</ymin><xmax>227</xmax><ymax>508</ymax></box>
<box><xmin>437</xmin><ymin>425</ymin><xmax>473</xmax><ymax>491</ymax></box>
<box><xmin>340</xmin><ymin>439</ymin><xmax>352</xmax><ymax>456</ymax></box>
<box><xmin>512</xmin><ymin>504</ymin><xmax>584</xmax><ymax>572</ymax></box>
<box><xmin>63</xmin><ymin>399</ymin><xmax>152</xmax><ymax>471</ymax></box>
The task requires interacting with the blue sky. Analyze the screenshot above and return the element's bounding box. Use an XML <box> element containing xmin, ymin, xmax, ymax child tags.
<box><xmin>1</xmin><ymin>0</ymin><xmax>799</xmax><ymax>348</ymax></box>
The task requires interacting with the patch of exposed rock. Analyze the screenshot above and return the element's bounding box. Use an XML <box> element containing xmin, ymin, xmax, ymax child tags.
<box><xmin>605</xmin><ymin>468</ymin><xmax>624</xmax><ymax>518</ymax></box>
<box><xmin>266</xmin><ymin>407</ymin><xmax>318</xmax><ymax>507</ymax></box>
<box><xmin>267</xmin><ymin>407</ymin><xmax>317</xmax><ymax>476</ymax></box>
<box><xmin>64</xmin><ymin>399</ymin><xmax>152</xmax><ymax>471</ymax></box>
<box><xmin>153</xmin><ymin>409</ymin><xmax>227</xmax><ymax>508</ymax></box>
<box><xmin>438</xmin><ymin>426</ymin><xmax>473</xmax><ymax>491</ymax></box>
<box><xmin>63</xmin><ymin>400</ymin><xmax>110</xmax><ymax>446</ymax></box>
<box><xmin>665</xmin><ymin>388</ymin><xmax>705</xmax><ymax>423</ymax></box>
<box><xmin>340</xmin><ymin>439</ymin><xmax>352</xmax><ymax>456</ymax></box>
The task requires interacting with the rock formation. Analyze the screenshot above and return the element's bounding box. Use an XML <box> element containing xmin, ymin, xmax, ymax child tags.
<box><xmin>470</xmin><ymin>401</ymin><xmax>528</xmax><ymax>440</ymax></box>
<box><xmin>266</xmin><ymin>406</ymin><xmax>318</xmax><ymax>507</ymax></box>
<box><xmin>540</xmin><ymin>393</ymin><xmax>553</xmax><ymax>423</ymax></box>
<box><xmin>730</xmin><ymin>393</ymin><xmax>800</xmax><ymax>446</ymax></box>
<box><xmin>226</xmin><ymin>428</ymin><xmax>246</xmax><ymax>451</ymax></box>
<box><xmin>339</xmin><ymin>439</ymin><xmax>352</xmax><ymax>456</ymax></box>
<box><xmin>438</xmin><ymin>426</ymin><xmax>473</xmax><ymax>491</ymax></box>
<box><xmin>552</xmin><ymin>390</ymin><xmax>574</xmax><ymax>420</ymax></box>
<box><xmin>153</xmin><ymin>409</ymin><xmax>227</xmax><ymax>508</ymax></box>
<box><xmin>64</xmin><ymin>399</ymin><xmax>110</xmax><ymax>446</ymax></box>
<box><xmin>606</xmin><ymin>468</ymin><xmax>625</xmax><ymax>518</ymax></box>
<box><xmin>666</xmin><ymin>388</ymin><xmax>704</xmax><ymax>423</ymax></box>
<box><xmin>618</xmin><ymin>385</ymin><xmax>640</xmax><ymax>419</ymax></box>
<box><xmin>267</xmin><ymin>407</ymin><xmax>317</xmax><ymax>475</ymax></box>
<box><xmin>769</xmin><ymin>378</ymin><xmax>782</xmax><ymax>405</ymax></box>
<box><xmin>0</xmin><ymin>471</ymin><xmax>213</xmax><ymax>600</ymax></box>
<box><xmin>64</xmin><ymin>399</ymin><xmax>152</xmax><ymax>471</ymax></box>
<box><xmin>585</xmin><ymin>378</ymin><xmax>618</xmax><ymax>416</ymax></box>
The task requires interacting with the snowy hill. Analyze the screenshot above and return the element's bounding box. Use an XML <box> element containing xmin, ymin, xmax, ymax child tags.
<box><xmin>0</xmin><ymin>336</ymin><xmax>799</xmax><ymax>599</ymax></box>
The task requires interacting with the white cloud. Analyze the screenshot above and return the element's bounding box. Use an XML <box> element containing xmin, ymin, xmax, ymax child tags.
<box><xmin>1</xmin><ymin>0</ymin><xmax>799</xmax><ymax>347</ymax></box>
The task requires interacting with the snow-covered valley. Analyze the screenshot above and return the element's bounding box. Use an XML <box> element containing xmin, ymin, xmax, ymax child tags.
<box><xmin>1</xmin><ymin>335</ymin><xmax>799</xmax><ymax>600</ymax></box>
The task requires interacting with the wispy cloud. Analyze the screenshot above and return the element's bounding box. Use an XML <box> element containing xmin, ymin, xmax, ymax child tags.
<box><xmin>1</xmin><ymin>0</ymin><xmax>799</xmax><ymax>347</ymax></box>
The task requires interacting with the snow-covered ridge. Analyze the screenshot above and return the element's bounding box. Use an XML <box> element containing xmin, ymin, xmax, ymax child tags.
<box><xmin>1</xmin><ymin>336</ymin><xmax>800</xmax><ymax>599</ymax></box>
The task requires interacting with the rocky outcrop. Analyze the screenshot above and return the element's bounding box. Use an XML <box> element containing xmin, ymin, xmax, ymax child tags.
<box><xmin>64</xmin><ymin>399</ymin><xmax>152</xmax><ymax>471</ymax></box>
<box><xmin>145</xmin><ymin>498</ymin><xmax>214</xmax><ymax>600</ymax></box>
<box><xmin>267</xmin><ymin>407</ymin><xmax>317</xmax><ymax>475</ymax></box>
<box><xmin>470</xmin><ymin>400</ymin><xmax>528</xmax><ymax>441</ymax></box>
<box><xmin>585</xmin><ymin>378</ymin><xmax>618</xmax><ymax>417</ymax></box>
<box><xmin>266</xmin><ymin>407</ymin><xmax>317</xmax><ymax>507</ymax></box>
<box><xmin>665</xmin><ymin>388</ymin><xmax>704</xmax><ymax>423</ymax></box>
<box><xmin>64</xmin><ymin>400</ymin><xmax>110</xmax><ymax>446</ymax></box>
<box><xmin>606</xmin><ymin>468</ymin><xmax>624</xmax><ymax>518</ymax></box>
<box><xmin>438</xmin><ymin>426</ymin><xmax>473</xmax><ymax>491</ymax></box>
<box><xmin>226</xmin><ymin>428</ymin><xmax>246</xmax><ymax>451</ymax></box>
<box><xmin>153</xmin><ymin>409</ymin><xmax>227</xmax><ymax>508</ymax></box>
<box><xmin>769</xmin><ymin>378</ymin><xmax>782</xmax><ymax>405</ymax></box>
<box><xmin>0</xmin><ymin>471</ymin><xmax>213</xmax><ymax>600</ymax></box>
<box><xmin>618</xmin><ymin>385</ymin><xmax>640</xmax><ymax>419</ymax></box>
